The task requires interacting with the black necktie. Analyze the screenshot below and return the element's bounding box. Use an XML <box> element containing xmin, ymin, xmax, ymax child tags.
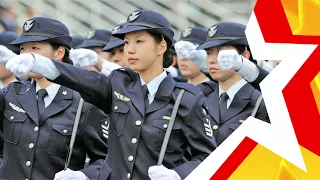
<box><xmin>219</xmin><ymin>92</ymin><xmax>229</xmax><ymax>116</ymax></box>
<box><xmin>37</xmin><ymin>89</ymin><xmax>48</xmax><ymax>115</ymax></box>
<box><xmin>142</xmin><ymin>85</ymin><xmax>149</xmax><ymax>111</ymax></box>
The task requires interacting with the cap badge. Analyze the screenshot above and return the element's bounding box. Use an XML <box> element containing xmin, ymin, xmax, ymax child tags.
<box><xmin>209</xmin><ymin>25</ymin><xmax>217</xmax><ymax>38</ymax></box>
<box><xmin>24</xmin><ymin>20</ymin><xmax>34</xmax><ymax>32</ymax></box>
<box><xmin>129</xmin><ymin>11</ymin><xmax>140</xmax><ymax>22</ymax></box>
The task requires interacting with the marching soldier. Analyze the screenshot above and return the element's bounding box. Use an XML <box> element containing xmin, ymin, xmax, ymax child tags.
<box><xmin>0</xmin><ymin>17</ymin><xmax>108</xmax><ymax>180</ymax></box>
<box><xmin>102</xmin><ymin>23</ymin><xmax>129</xmax><ymax>68</ymax></box>
<box><xmin>176</xmin><ymin>26</ymin><xmax>211</xmax><ymax>86</ymax></box>
<box><xmin>174</xmin><ymin>27</ymin><xmax>270</xmax><ymax>92</ymax></box>
<box><xmin>197</xmin><ymin>22</ymin><xmax>270</xmax><ymax>145</ymax></box>
<box><xmin>76</xmin><ymin>29</ymin><xmax>113</xmax><ymax>72</ymax></box>
<box><xmin>6</xmin><ymin>10</ymin><xmax>217</xmax><ymax>180</ymax></box>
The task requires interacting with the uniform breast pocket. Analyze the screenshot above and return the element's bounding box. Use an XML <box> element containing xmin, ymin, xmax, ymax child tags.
<box><xmin>47</xmin><ymin>124</ymin><xmax>74</xmax><ymax>156</ymax></box>
<box><xmin>110</xmin><ymin>100</ymin><xmax>129</xmax><ymax>136</ymax></box>
<box><xmin>146</xmin><ymin>119</ymin><xmax>181</xmax><ymax>153</ymax></box>
<box><xmin>3</xmin><ymin>109</ymin><xmax>27</xmax><ymax>144</ymax></box>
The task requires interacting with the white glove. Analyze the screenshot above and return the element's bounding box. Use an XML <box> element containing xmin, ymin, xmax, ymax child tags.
<box><xmin>5</xmin><ymin>53</ymin><xmax>35</xmax><ymax>77</ymax></box>
<box><xmin>6</xmin><ymin>53</ymin><xmax>60</xmax><ymax>80</ymax></box>
<box><xmin>148</xmin><ymin>165</ymin><xmax>181</xmax><ymax>180</ymax></box>
<box><xmin>54</xmin><ymin>168</ymin><xmax>87</xmax><ymax>180</ymax></box>
<box><xmin>165</xmin><ymin>66</ymin><xmax>178</xmax><ymax>77</ymax></box>
<box><xmin>0</xmin><ymin>45</ymin><xmax>16</xmax><ymax>64</ymax></box>
<box><xmin>217</xmin><ymin>49</ymin><xmax>243</xmax><ymax>71</ymax></box>
<box><xmin>256</xmin><ymin>60</ymin><xmax>273</xmax><ymax>72</ymax></box>
<box><xmin>174</xmin><ymin>41</ymin><xmax>208</xmax><ymax>73</ymax></box>
<box><xmin>100</xmin><ymin>61</ymin><xmax>122</xmax><ymax>76</ymax></box>
<box><xmin>174</xmin><ymin>41</ymin><xmax>197</xmax><ymax>60</ymax></box>
<box><xmin>70</xmin><ymin>48</ymin><xmax>98</xmax><ymax>68</ymax></box>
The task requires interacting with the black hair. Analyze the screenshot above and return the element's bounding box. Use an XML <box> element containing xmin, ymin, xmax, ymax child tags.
<box><xmin>148</xmin><ymin>32</ymin><xmax>173</xmax><ymax>68</ymax></box>
<box><xmin>49</xmin><ymin>42</ymin><xmax>73</xmax><ymax>65</ymax></box>
<box><xmin>231</xmin><ymin>45</ymin><xmax>254</xmax><ymax>61</ymax></box>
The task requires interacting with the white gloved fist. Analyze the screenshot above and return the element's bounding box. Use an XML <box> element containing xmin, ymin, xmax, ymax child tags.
<box><xmin>70</xmin><ymin>48</ymin><xmax>98</xmax><ymax>68</ymax></box>
<box><xmin>0</xmin><ymin>45</ymin><xmax>16</xmax><ymax>64</ymax></box>
<box><xmin>175</xmin><ymin>41</ymin><xmax>208</xmax><ymax>73</ymax></box>
<box><xmin>6</xmin><ymin>53</ymin><xmax>35</xmax><ymax>77</ymax></box>
<box><xmin>217</xmin><ymin>49</ymin><xmax>243</xmax><ymax>71</ymax></box>
<box><xmin>148</xmin><ymin>165</ymin><xmax>181</xmax><ymax>180</ymax></box>
<box><xmin>174</xmin><ymin>41</ymin><xmax>197</xmax><ymax>60</ymax></box>
<box><xmin>54</xmin><ymin>168</ymin><xmax>87</xmax><ymax>180</ymax></box>
<box><xmin>101</xmin><ymin>61</ymin><xmax>122</xmax><ymax>76</ymax></box>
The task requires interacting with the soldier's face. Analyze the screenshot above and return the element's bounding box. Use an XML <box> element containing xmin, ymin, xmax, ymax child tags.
<box><xmin>206</xmin><ymin>45</ymin><xmax>237</xmax><ymax>82</ymax></box>
<box><xmin>177</xmin><ymin>57</ymin><xmax>202</xmax><ymax>78</ymax></box>
<box><xmin>124</xmin><ymin>30</ymin><xmax>163</xmax><ymax>72</ymax></box>
<box><xmin>90</xmin><ymin>47</ymin><xmax>113</xmax><ymax>61</ymax></box>
<box><xmin>20</xmin><ymin>41</ymin><xmax>59</xmax><ymax>79</ymax></box>
<box><xmin>110</xmin><ymin>45</ymin><xmax>129</xmax><ymax>68</ymax></box>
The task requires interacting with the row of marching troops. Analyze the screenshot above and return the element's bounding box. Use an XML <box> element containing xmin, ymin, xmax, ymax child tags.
<box><xmin>0</xmin><ymin>9</ymin><xmax>271</xmax><ymax>180</ymax></box>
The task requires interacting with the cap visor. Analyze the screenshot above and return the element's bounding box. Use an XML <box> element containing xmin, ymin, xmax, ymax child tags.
<box><xmin>10</xmin><ymin>35</ymin><xmax>49</xmax><ymax>45</ymax></box>
<box><xmin>76</xmin><ymin>41</ymin><xmax>106</xmax><ymax>49</ymax></box>
<box><xmin>103</xmin><ymin>39</ymin><xmax>124</xmax><ymax>52</ymax></box>
<box><xmin>197</xmin><ymin>40</ymin><xmax>229</xmax><ymax>50</ymax></box>
<box><xmin>112</xmin><ymin>25</ymin><xmax>151</xmax><ymax>39</ymax></box>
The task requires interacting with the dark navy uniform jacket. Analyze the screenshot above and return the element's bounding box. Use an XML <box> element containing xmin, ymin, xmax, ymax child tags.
<box><xmin>253</xmin><ymin>66</ymin><xmax>269</xmax><ymax>91</ymax></box>
<box><xmin>0</xmin><ymin>81</ymin><xmax>108</xmax><ymax>180</ymax></box>
<box><xmin>48</xmin><ymin>60</ymin><xmax>217</xmax><ymax>180</ymax></box>
<box><xmin>198</xmin><ymin>81</ymin><xmax>270</xmax><ymax>146</ymax></box>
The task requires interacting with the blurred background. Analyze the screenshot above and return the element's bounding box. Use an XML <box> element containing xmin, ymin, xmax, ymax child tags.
<box><xmin>0</xmin><ymin>0</ymin><xmax>256</xmax><ymax>38</ymax></box>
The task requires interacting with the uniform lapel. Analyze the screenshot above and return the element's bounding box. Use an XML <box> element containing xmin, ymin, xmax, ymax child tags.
<box><xmin>17</xmin><ymin>81</ymin><xmax>39</xmax><ymax>125</ymax></box>
<box><xmin>220</xmin><ymin>84</ymin><xmax>253</xmax><ymax>123</ymax></box>
<box><xmin>206</xmin><ymin>87</ymin><xmax>220</xmax><ymax>124</ymax></box>
<box><xmin>127</xmin><ymin>74</ymin><xmax>145</xmax><ymax>116</ymax></box>
<box><xmin>146</xmin><ymin>74</ymin><xmax>175</xmax><ymax>114</ymax></box>
<box><xmin>39</xmin><ymin>86</ymin><xmax>73</xmax><ymax>125</ymax></box>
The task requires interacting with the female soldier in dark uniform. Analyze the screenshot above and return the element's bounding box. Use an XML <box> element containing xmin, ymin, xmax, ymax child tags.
<box><xmin>0</xmin><ymin>17</ymin><xmax>108</xmax><ymax>180</ymax></box>
<box><xmin>6</xmin><ymin>10</ymin><xmax>217</xmax><ymax>180</ymax></box>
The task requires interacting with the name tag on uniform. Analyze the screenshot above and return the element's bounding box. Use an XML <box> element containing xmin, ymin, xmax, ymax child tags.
<box><xmin>114</xmin><ymin>91</ymin><xmax>130</xmax><ymax>102</ymax></box>
<box><xmin>9</xmin><ymin>102</ymin><xmax>26</xmax><ymax>113</ymax></box>
<box><xmin>162</xmin><ymin>116</ymin><xmax>171</xmax><ymax>121</ymax></box>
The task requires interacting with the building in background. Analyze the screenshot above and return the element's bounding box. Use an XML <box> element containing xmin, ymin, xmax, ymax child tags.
<box><xmin>0</xmin><ymin>0</ymin><xmax>256</xmax><ymax>39</ymax></box>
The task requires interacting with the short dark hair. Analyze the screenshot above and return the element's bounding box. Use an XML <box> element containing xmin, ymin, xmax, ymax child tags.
<box><xmin>229</xmin><ymin>45</ymin><xmax>254</xmax><ymax>61</ymax></box>
<box><xmin>49</xmin><ymin>42</ymin><xmax>73</xmax><ymax>65</ymax></box>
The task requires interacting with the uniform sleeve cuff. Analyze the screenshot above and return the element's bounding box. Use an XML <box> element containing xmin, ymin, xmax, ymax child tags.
<box><xmin>31</xmin><ymin>53</ymin><xmax>60</xmax><ymax>80</ymax></box>
<box><xmin>237</xmin><ymin>57</ymin><xmax>259</xmax><ymax>82</ymax></box>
